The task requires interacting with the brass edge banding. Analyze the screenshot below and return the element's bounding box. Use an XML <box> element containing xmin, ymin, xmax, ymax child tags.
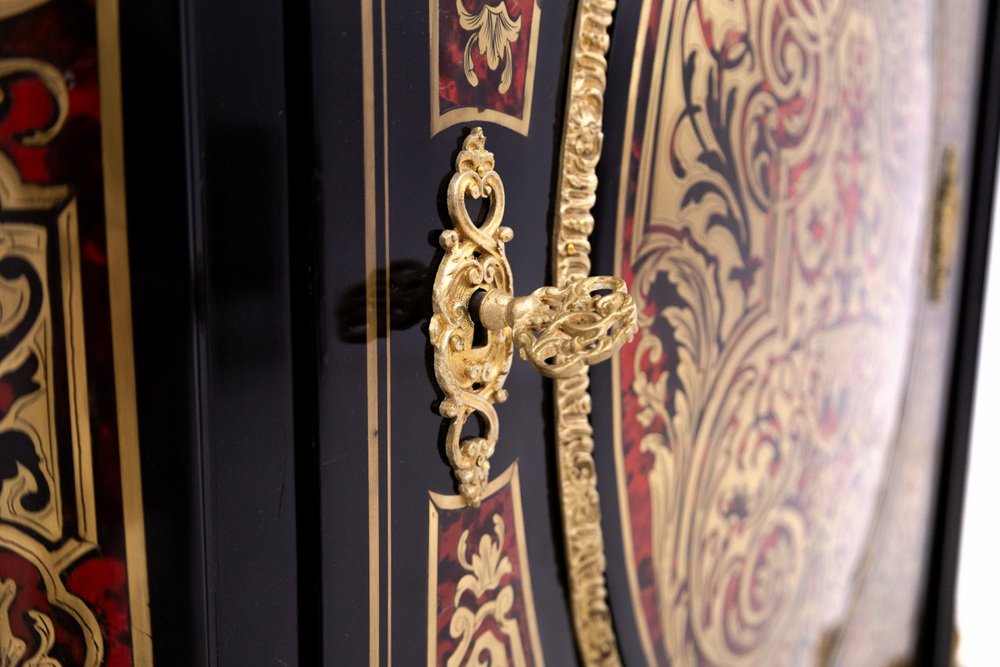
<box><xmin>425</xmin><ymin>499</ymin><xmax>438</xmax><ymax>667</ymax></box>
<box><xmin>550</xmin><ymin>0</ymin><xmax>622</xmax><ymax>665</ymax></box>
<box><xmin>96</xmin><ymin>0</ymin><xmax>154</xmax><ymax>660</ymax></box>
<box><xmin>59</xmin><ymin>203</ymin><xmax>97</xmax><ymax>544</ymax></box>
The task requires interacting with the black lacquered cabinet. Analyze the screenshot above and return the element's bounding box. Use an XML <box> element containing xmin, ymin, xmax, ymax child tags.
<box><xmin>1</xmin><ymin>0</ymin><xmax>994</xmax><ymax>664</ymax></box>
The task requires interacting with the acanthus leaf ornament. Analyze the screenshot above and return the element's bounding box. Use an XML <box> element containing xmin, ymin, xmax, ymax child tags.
<box><xmin>432</xmin><ymin>127</ymin><xmax>636</xmax><ymax>507</ymax></box>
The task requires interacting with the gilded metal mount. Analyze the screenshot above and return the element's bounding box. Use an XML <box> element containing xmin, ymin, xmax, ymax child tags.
<box><xmin>929</xmin><ymin>146</ymin><xmax>961</xmax><ymax>301</ymax></box>
<box><xmin>477</xmin><ymin>276</ymin><xmax>637</xmax><ymax>378</ymax></box>
<box><xmin>431</xmin><ymin>128</ymin><xmax>637</xmax><ymax>506</ymax></box>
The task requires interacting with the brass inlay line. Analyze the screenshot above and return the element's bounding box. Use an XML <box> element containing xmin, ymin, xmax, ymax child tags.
<box><xmin>0</xmin><ymin>0</ymin><xmax>49</xmax><ymax>21</ymax></box>
<box><xmin>425</xmin><ymin>500</ymin><xmax>439</xmax><ymax>667</ymax></box>
<box><xmin>379</xmin><ymin>0</ymin><xmax>392</xmax><ymax>660</ymax></box>
<box><xmin>361</xmin><ymin>0</ymin><xmax>380</xmax><ymax>664</ymax></box>
<box><xmin>929</xmin><ymin>146</ymin><xmax>961</xmax><ymax>301</ymax></box>
<box><xmin>58</xmin><ymin>205</ymin><xmax>97</xmax><ymax>544</ymax></box>
<box><xmin>96</xmin><ymin>0</ymin><xmax>153</xmax><ymax>659</ymax></box>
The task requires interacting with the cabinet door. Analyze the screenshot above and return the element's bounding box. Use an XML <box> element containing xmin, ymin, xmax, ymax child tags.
<box><xmin>587</xmin><ymin>1</ymin><xmax>991</xmax><ymax>665</ymax></box>
<box><xmin>310</xmin><ymin>1</ymin><xmax>993</xmax><ymax>667</ymax></box>
<box><xmin>307</xmin><ymin>0</ymin><xmax>581</xmax><ymax>664</ymax></box>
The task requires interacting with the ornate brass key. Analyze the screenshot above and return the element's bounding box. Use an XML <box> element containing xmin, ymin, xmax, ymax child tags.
<box><xmin>430</xmin><ymin>128</ymin><xmax>636</xmax><ymax>505</ymax></box>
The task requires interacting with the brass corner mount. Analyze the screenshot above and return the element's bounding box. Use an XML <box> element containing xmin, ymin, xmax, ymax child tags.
<box><xmin>430</xmin><ymin>127</ymin><xmax>637</xmax><ymax>506</ymax></box>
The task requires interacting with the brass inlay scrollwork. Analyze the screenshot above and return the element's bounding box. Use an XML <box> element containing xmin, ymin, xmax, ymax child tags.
<box><xmin>0</xmin><ymin>52</ymin><xmax>103</xmax><ymax>667</ymax></box>
<box><xmin>0</xmin><ymin>58</ymin><xmax>68</xmax><ymax>147</ymax></box>
<box><xmin>447</xmin><ymin>515</ymin><xmax>527</xmax><ymax>667</ymax></box>
<box><xmin>427</xmin><ymin>462</ymin><xmax>546</xmax><ymax>667</ymax></box>
<box><xmin>0</xmin><ymin>578</ymin><xmax>24</xmax><ymax>664</ymax></box>
<box><xmin>610</xmin><ymin>1</ymin><xmax>941</xmax><ymax>664</ymax></box>
<box><xmin>0</xmin><ymin>577</ymin><xmax>60</xmax><ymax>667</ymax></box>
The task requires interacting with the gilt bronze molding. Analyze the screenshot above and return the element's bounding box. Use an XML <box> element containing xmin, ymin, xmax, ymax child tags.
<box><xmin>550</xmin><ymin>1</ymin><xmax>622</xmax><ymax>664</ymax></box>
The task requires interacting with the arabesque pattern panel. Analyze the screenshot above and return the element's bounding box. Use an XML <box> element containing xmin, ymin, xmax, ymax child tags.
<box><xmin>0</xmin><ymin>1</ymin><xmax>149</xmax><ymax>664</ymax></box>
<box><xmin>612</xmin><ymin>1</ymin><xmax>937</xmax><ymax>663</ymax></box>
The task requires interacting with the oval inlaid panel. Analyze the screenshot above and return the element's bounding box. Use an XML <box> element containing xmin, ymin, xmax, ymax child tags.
<box><xmin>600</xmin><ymin>0</ymin><xmax>955</xmax><ymax>664</ymax></box>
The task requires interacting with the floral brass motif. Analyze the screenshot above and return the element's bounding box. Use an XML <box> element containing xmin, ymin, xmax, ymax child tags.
<box><xmin>448</xmin><ymin>515</ymin><xmax>527</xmax><ymax>667</ymax></box>
<box><xmin>432</xmin><ymin>127</ymin><xmax>636</xmax><ymax>507</ymax></box>
<box><xmin>457</xmin><ymin>0</ymin><xmax>522</xmax><ymax>94</ymax></box>
<box><xmin>611</xmin><ymin>2</ymin><xmax>942</xmax><ymax>664</ymax></box>
<box><xmin>427</xmin><ymin>463</ymin><xmax>545</xmax><ymax>667</ymax></box>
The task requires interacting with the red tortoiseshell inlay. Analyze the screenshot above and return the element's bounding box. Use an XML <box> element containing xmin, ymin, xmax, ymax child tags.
<box><xmin>428</xmin><ymin>462</ymin><xmax>544</xmax><ymax>666</ymax></box>
<box><xmin>0</xmin><ymin>1</ymin><xmax>146</xmax><ymax>664</ymax></box>
<box><xmin>432</xmin><ymin>0</ymin><xmax>540</xmax><ymax>136</ymax></box>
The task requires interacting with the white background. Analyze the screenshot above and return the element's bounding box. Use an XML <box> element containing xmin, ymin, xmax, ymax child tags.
<box><xmin>955</xmin><ymin>163</ymin><xmax>1000</xmax><ymax>666</ymax></box>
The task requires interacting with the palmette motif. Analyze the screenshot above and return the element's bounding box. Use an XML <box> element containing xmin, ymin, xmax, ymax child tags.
<box><xmin>614</xmin><ymin>0</ymin><xmax>934</xmax><ymax>664</ymax></box>
<box><xmin>448</xmin><ymin>515</ymin><xmax>528</xmax><ymax>667</ymax></box>
<box><xmin>428</xmin><ymin>463</ymin><xmax>545</xmax><ymax>667</ymax></box>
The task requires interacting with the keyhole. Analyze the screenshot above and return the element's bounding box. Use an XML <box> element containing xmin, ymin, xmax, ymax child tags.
<box><xmin>469</xmin><ymin>288</ymin><xmax>488</xmax><ymax>349</ymax></box>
